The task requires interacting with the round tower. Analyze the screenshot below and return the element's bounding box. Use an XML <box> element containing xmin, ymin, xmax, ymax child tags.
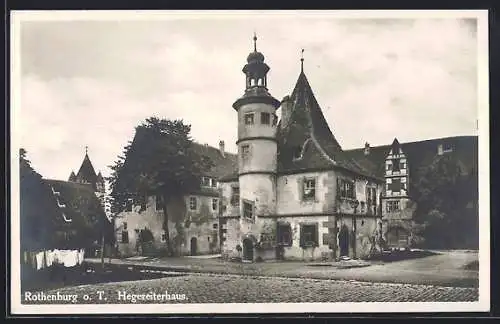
<box><xmin>233</xmin><ymin>34</ymin><xmax>280</xmax><ymax>220</ymax></box>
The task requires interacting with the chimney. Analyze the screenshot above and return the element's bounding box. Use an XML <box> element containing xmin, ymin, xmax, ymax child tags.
<box><xmin>437</xmin><ymin>144</ymin><xmax>443</xmax><ymax>155</ymax></box>
<box><xmin>219</xmin><ymin>140</ymin><xmax>225</xmax><ymax>157</ymax></box>
<box><xmin>364</xmin><ymin>142</ymin><xmax>370</xmax><ymax>156</ymax></box>
<box><xmin>280</xmin><ymin>95</ymin><xmax>292</xmax><ymax>128</ymax></box>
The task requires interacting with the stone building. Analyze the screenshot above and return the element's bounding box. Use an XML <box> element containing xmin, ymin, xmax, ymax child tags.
<box><xmin>114</xmin><ymin>142</ymin><xmax>237</xmax><ymax>257</ymax></box>
<box><xmin>218</xmin><ymin>37</ymin><xmax>385</xmax><ymax>262</ymax></box>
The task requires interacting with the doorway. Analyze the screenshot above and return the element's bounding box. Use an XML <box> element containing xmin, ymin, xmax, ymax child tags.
<box><xmin>190</xmin><ymin>237</ymin><xmax>198</xmax><ymax>256</ymax></box>
<box><xmin>242</xmin><ymin>238</ymin><xmax>254</xmax><ymax>261</ymax></box>
<box><xmin>338</xmin><ymin>224</ymin><xmax>350</xmax><ymax>257</ymax></box>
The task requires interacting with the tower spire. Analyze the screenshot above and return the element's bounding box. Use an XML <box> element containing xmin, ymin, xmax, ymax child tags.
<box><xmin>253</xmin><ymin>32</ymin><xmax>257</xmax><ymax>52</ymax></box>
<box><xmin>301</xmin><ymin>48</ymin><xmax>305</xmax><ymax>72</ymax></box>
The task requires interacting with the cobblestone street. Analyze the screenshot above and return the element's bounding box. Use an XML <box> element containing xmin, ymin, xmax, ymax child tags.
<box><xmin>22</xmin><ymin>273</ymin><xmax>478</xmax><ymax>304</ymax></box>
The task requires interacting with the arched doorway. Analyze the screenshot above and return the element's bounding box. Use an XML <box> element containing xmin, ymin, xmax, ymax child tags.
<box><xmin>190</xmin><ymin>237</ymin><xmax>198</xmax><ymax>256</ymax></box>
<box><xmin>338</xmin><ymin>224</ymin><xmax>350</xmax><ymax>257</ymax></box>
<box><xmin>242</xmin><ymin>238</ymin><xmax>254</xmax><ymax>261</ymax></box>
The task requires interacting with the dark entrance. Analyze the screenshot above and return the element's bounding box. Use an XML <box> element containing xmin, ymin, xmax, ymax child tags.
<box><xmin>387</xmin><ymin>227</ymin><xmax>409</xmax><ymax>248</ymax></box>
<box><xmin>242</xmin><ymin>238</ymin><xmax>254</xmax><ymax>261</ymax></box>
<box><xmin>338</xmin><ymin>224</ymin><xmax>350</xmax><ymax>257</ymax></box>
<box><xmin>190</xmin><ymin>237</ymin><xmax>198</xmax><ymax>256</ymax></box>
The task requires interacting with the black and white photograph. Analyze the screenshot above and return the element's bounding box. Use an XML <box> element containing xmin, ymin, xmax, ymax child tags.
<box><xmin>10</xmin><ymin>10</ymin><xmax>490</xmax><ymax>314</ymax></box>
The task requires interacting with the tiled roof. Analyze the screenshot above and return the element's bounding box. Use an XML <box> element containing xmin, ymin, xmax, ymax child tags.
<box><xmin>190</xmin><ymin>143</ymin><xmax>237</xmax><ymax>179</ymax></box>
<box><xmin>45</xmin><ymin>179</ymin><xmax>113</xmax><ymax>248</ymax></box>
<box><xmin>277</xmin><ymin>71</ymin><xmax>381</xmax><ymax>181</ymax></box>
<box><xmin>344</xmin><ymin>136</ymin><xmax>478</xmax><ymax>179</ymax></box>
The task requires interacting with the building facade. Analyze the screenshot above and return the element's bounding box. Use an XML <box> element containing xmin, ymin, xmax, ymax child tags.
<box><xmin>113</xmin><ymin>142</ymin><xmax>237</xmax><ymax>257</ymax></box>
<box><xmin>218</xmin><ymin>38</ymin><xmax>385</xmax><ymax>262</ymax></box>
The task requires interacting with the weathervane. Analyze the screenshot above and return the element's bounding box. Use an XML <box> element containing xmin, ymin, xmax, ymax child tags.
<box><xmin>253</xmin><ymin>31</ymin><xmax>257</xmax><ymax>52</ymax></box>
<box><xmin>301</xmin><ymin>48</ymin><xmax>305</xmax><ymax>72</ymax></box>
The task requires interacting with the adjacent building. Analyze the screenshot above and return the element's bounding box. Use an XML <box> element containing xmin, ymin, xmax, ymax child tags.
<box><xmin>114</xmin><ymin>142</ymin><xmax>237</xmax><ymax>257</ymax></box>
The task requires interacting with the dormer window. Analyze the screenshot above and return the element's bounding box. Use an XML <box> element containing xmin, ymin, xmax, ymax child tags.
<box><xmin>244</xmin><ymin>113</ymin><xmax>254</xmax><ymax>125</ymax></box>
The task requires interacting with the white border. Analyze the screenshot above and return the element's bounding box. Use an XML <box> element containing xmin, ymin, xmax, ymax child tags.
<box><xmin>10</xmin><ymin>10</ymin><xmax>490</xmax><ymax>315</ymax></box>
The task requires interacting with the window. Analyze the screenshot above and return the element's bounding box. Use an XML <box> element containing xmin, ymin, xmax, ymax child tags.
<box><xmin>386</xmin><ymin>200</ymin><xmax>400</xmax><ymax>212</ymax></box>
<box><xmin>121</xmin><ymin>231</ymin><xmax>129</xmax><ymax>243</ymax></box>
<box><xmin>123</xmin><ymin>222</ymin><xmax>128</xmax><ymax>230</ymax></box>
<box><xmin>241</xmin><ymin>144</ymin><xmax>250</xmax><ymax>160</ymax></box>
<box><xmin>277</xmin><ymin>223</ymin><xmax>292</xmax><ymax>246</ymax></box>
<box><xmin>261</xmin><ymin>112</ymin><xmax>270</xmax><ymax>125</ymax></box>
<box><xmin>303</xmin><ymin>178</ymin><xmax>316</xmax><ymax>200</ymax></box>
<box><xmin>156</xmin><ymin>195</ymin><xmax>163</xmax><ymax>211</ymax></box>
<box><xmin>339</xmin><ymin>179</ymin><xmax>355</xmax><ymax>199</ymax></box>
<box><xmin>300</xmin><ymin>224</ymin><xmax>318</xmax><ymax>247</ymax></box>
<box><xmin>212</xmin><ymin>198</ymin><xmax>218</xmax><ymax>211</ymax></box>
<box><xmin>211</xmin><ymin>178</ymin><xmax>217</xmax><ymax>188</ymax></box>
<box><xmin>392</xmin><ymin>159</ymin><xmax>400</xmax><ymax>172</ymax></box>
<box><xmin>400</xmin><ymin>162</ymin><xmax>406</xmax><ymax>170</ymax></box>
<box><xmin>213</xmin><ymin>223</ymin><xmax>218</xmax><ymax>229</ymax></box>
<box><xmin>243</xmin><ymin>201</ymin><xmax>254</xmax><ymax>220</ymax></box>
<box><xmin>322</xmin><ymin>233</ymin><xmax>331</xmax><ymax>246</ymax></box>
<box><xmin>244</xmin><ymin>113</ymin><xmax>254</xmax><ymax>125</ymax></box>
<box><xmin>366</xmin><ymin>187</ymin><xmax>377</xmax><ymax>205</ymax></box>
<box><xmin>388</xmin><ymin>178</ymin><xmax>401</xmax><ymax>193</ymax></box>
<box><xmin>231</xmin><ymin>187</ymin><xmax>240</xmax><ymax>206</ymax></box>
<box><xmin>386</xmin><ymin>163</ymin><xmax>391</xmax><ymax>171</ymax></box>
<box><xmin>189</xmin><ymin>197</ymin><xmax>197</xmax><ymax>211</ymax></box>
<box><xmin>293</xmin><ymin>146</ymin><xmax>302</xmax><ymax>159</ymax></box>
<box><xmin>161</xmin><ymin>232</ymin><xmax>167</xmax><ymax>242</ymax></box>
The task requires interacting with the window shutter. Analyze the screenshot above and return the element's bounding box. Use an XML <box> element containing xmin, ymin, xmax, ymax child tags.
<box><xmin>299</xmin><ymin>178</ymin><xmax>305</xmax><ymax>201</ymax></box>
<box><xmin>299</xmin><ymin>225</ymin><xmax>305</xmax><ymax>247</ymax></box>
<box><xmin>314</xmin><ymin>223</ymin><xmax>319</xmax><ymax>247</ymax></box>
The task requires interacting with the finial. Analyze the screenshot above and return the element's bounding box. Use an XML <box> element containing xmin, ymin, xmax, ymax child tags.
<box><xmin>253</xmin><ymin>32</ymin><xmax>257</xmax><ymax>52</ymax></box>
<box><xmin>301</xmin><ymin>48</ymin><xmax>305</xmax><ymax>72</ymax></box>
<box><xmin>85</xmin><ymin>145</ymin><xmax>88</xmax><ymax>155</ymax></box>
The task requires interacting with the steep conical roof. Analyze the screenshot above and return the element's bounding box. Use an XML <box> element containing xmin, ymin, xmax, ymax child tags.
<box><xmin>75</xmin><ymin>153</ymin><xmax>98</xmax><ymax>187</ymax></box>
<box><xmin>68</xmin><ymin>171</ymin><xmax>76</xmax><ymax>182</ymax></box>
<box><xmin>96</xmin><ymin>171</ymin><xmax>104</xmax><ymax>182</ymax></box>
<box><xmin>277</xmin><ymin>71</ymin><xmax>380</xmax><ymax>180</ymax></box>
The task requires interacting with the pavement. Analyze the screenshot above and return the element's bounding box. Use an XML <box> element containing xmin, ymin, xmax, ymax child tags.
<box><xmin>25</xmin><ymin>272</ymin><xmax>478</xmax><ymax>304</ymax></box>
<box><xmin>86</xmin><ymin>250</ymin><xmax>479</xmax><ymax>288</ymax></box>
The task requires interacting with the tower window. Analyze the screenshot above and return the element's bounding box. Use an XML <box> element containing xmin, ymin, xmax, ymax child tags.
<box><xmin>244</xmin><ymin>113</ymin><xmax>254</xmax><ymax>125</ymax></box>
<box><xmin>261</xmin><ymin>112</ymin><xmax>270</xmax><ymax>125</ymax></box>
<box><xmin>243</xmin><ymin>201</ymin><xmax>254</xmax><ymax>220</ymax></box>
<box><xmin>189</xmin><ymin>197</ymin><xmax>197</xmax><ymax>211</ymax></box>
<box><xmin>241</xmin><ymin>144</ymin><xmax>250</xmax><ymax>159</ymax></box>
<box><xmin>212</xmin><ymin>198</ymin><xmax>218</xmax><ymax>211</ymax></box>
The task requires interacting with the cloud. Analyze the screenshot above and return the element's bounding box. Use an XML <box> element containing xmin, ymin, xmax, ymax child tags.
<box><xmin>16</xmin><ymin>15</ymin><xmax>478</xmax><ymax>180</ymax></box>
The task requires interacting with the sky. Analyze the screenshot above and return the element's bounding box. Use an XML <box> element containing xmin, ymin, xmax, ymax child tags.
<box><xmin>15</xmin><ymin>12</ymin><xmax>480</xmax><ymax>181</ymax></box>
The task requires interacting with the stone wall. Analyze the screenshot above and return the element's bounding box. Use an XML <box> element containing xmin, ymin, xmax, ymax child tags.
<box><xmin>115</xmin><ymin>194</ymin><xmax>220</xmax><ymax>257</ymax></box>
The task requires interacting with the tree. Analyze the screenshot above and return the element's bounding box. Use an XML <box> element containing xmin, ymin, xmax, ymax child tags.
<box><xmin>19</xmin><ymin>148</ymin><xmax>60</xmax><ymax>252</ymax></box>
<box><xmin>411</xmin><ymin>154</ymin><xmax>477</xmax><ymax>249</ymax></box>
<box><xmin>108</xmin><ymin>117</ymin><xmax>213</xmax><ymax>256</ymax></box>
